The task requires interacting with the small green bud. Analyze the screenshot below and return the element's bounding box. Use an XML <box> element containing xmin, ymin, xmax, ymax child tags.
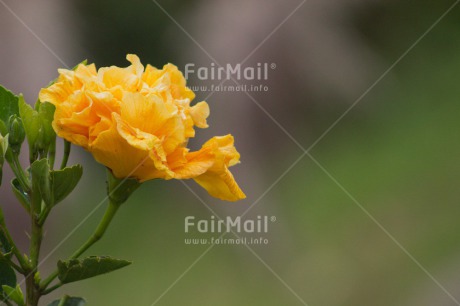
<box><xmin>0</xmin><ymin>134</ymin><xmax>6</xmax><ymax>156</ymax></box>
<box><xmin>37</xmin><ymin>102</ymin><xmax>56</xmax><ymax>157</ymax></box>
<box><xmin>8</xmin><ymin>115</ymin><xmax>25</xmax><ymax>154</ymax></box>
<box><xmin>34</xmin><ymin>271</ymin><xmax>41</xmax><ymax>284</ymax></box>
<box><xmin>0</xmin><ymin>134</ymin><xmax>6</xmax><ymax>185</ymax></box>
<box><xmin>36</xmin><ymin>126</ymin><xmax>47</xmax><ymax>156</ymax></box>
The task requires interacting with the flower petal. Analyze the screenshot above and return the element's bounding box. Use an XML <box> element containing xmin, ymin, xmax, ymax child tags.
<box><xmin>97</xmin><ymin>55</ymin><xmax>143</xmax><ymax>91</ymax></box>
<box><xmin>175</xmin><ymin>135</ymin><xmax>245</xmax><ymax>201</ymax></box>
<box><xmin>142</xmin><ymin>63</ymin><xmax>195</xmax><ymax>101</ymax></box>
<box><xmin>190</xmin><ymin>101</ymin><xmax>210</xmax><ymax>128</ymax></box>
<box><xmin>171</xmin><ymin>146</ymin><xmax>215</xmax><ymax>179</ymax></box>
<box><xmin>120</xmin><ymin>92</ymin><xmax>173</xmax><ymax>135</ymax></box>
<box><xmin>90</xmin><ymin>114</ymin><xmax>167</xmax><ymax>181</ymax></box>
<box><xmin>193</xmin><ymin>167</ymin><xmax>246</xmax><ymax>201</ymax></box>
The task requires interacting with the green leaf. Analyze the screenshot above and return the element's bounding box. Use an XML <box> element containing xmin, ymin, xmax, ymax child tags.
<box><xmin>0</xmin><ymin>86</ymin><xmax>19</xmax><ymax>130</ymax></box>
<box><xmin>30</xmin><ymin>159</ymin><xmax>53</xmax><ymax>206</ymax></box>
<box><xmin>73</xmin><ymin>59</ymin><xmax>87</xmax><ymax>70</ymax></box>
<box><xmin>0</xmin><ymin>261</ymin><xmax>16</xmax><ymax>294</ymax></box>
<box><xmin>48</xmin><ymin>296</ymin><xmax>86</xmax><ymax>306</ymax></box>
<box><xmin>18</xmin><ymin>95</ymin><xmax>40</xmax><ymax>160</ymax></box>
<box><xmin>51</xmin><ymin>164</ymin><xmax>83</xmax><ymax>205</ymax></box>
<box><xmin>2</xmin><ymin>284</ymin><xmax>24</xmax><ymax>305</ymax></box>
<box><xmin>57</xmin><ymin>256</ymin><xmax>132</xmax><ymax>284</ymax></box>
<box><xmin>30</xmin><ymin>159</ymin><xmax>82</xmax><ymax>207</ymax></box>
<box><xmin>11</xmin><ymin>178</ymin><xmax>30</xmax><ymax>212</ymax></box>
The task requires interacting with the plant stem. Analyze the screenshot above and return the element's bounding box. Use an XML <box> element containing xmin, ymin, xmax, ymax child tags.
<box><xmin>29</xmin><ymin>217</ymin><xmax>43</xmax><ymax>268</ymax></box>
<box><xmin>40</xmin><ymin>200</ymin><xmax>120</xmax><ymax>290</ymax></box>
<box><xmin>41</xmin><ymin>283</ymin><xmax>62</xmax><ymax>295</ymax></box>
<box><xmin>57</xmin><ymin>295</ymin><xmax>70</xmax><ymax>306</ymax></box>
<box><xmin>48</xmin><ymin>137</ymin><xmax>56</xmax><ymax>170</ymax></box>
<box><xmin>60</xmin><ymin>140</ymin><xmax>71</xmax><ymax>170</ymax></box>
<box><xmin>25</xmin><ymin>273</ymin><xmax>40</xmax><ymax>306</ymax></box>
<box><xmin>72</xmin><ymin>200</ymin><xmax>120</xmax><ymax>258</ymax></box>
<box><xmin>39</xmin><ymin>271</ymin><xmax>57</xmax><ymax>292</ymax></box>
<box><xmin>7</xmin><ymin>151</ymin><xmax>30</xmax><ymax>192</ymax></box>
<box><xmin>26</xmin><ymin>173</ymin><xmax>44</xmax><ymax>306</ymax></box>
<box><xmin>29</xmin><ymin>181</ymin><xmax>43</xmax><ymax>268</ymax></box>
<box><xmin>37</xmin><ymin>207</ymin><xmax>51</xmax><ymax>227</ymax></box>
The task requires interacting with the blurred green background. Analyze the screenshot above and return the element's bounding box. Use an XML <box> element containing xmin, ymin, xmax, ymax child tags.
<box><xmin>1</xmin><ymin>0</ymin><xmax>460</xmax><ymax>305</ymax></box>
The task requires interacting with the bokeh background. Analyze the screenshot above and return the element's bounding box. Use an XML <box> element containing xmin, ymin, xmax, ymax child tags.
<box><xmin>1</xmin><ymin>0</ymin><xmax>460</xmax><ymax>305</ymax></box>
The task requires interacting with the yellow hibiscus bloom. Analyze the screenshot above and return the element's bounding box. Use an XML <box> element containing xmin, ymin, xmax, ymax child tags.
<box><xmin>39</xmin><ymin>54</ymin><xmax>245</xmax><ymax>201</ymax></box>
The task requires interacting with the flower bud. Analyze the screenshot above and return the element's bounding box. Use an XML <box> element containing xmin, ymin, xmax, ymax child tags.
<box><xmin>36</xmin><ymin>126</ymin><xmax>47</xmax><ymax>155</ymax></box>
<box><xmin>8</xmin><ymin>115</ymin><xmax>25</xmax><ymax>154</ymax></box>
<box><xmin>0</xmin><ymin>134</ymin><xmax>8</xmax><ymax>185</ymax></box>
<box><xmin>34</xmin><ymin>102</ymin><xmax>56</xmax><ymax>157</ymax></box>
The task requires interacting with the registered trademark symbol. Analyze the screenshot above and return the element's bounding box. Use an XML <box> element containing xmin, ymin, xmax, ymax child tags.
<box><xmin>270</xmin><ymin>216</ymin><xmax>276</xmax><ymax>222</ymax></box>
<box><xmin>270</xmin><ymin>63</ymin><xmax>276</xmax><ymax>69</ymax></box>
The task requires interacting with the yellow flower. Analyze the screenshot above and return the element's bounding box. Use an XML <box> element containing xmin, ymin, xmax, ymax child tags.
<box><xmin>39</xmin><ymin>54</ymin><xmax>245</xmax><ymax>201</ymax></box>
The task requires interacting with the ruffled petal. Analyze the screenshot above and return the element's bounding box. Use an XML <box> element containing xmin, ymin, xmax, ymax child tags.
<box><xmin>175</xmin><ymin>135</ymin><xmax>245</xmax><ymax>201</ymax></box>
<box><xmin>90</xmin><ymin>114</ymin><xmax>168</xmax><ymax>181</ymax></box>
<box><xmin>120</xmin><ymin>92</ymin><xmax>186</xmax><ymax>154</ymax></box>
<box><xmin>171</xmin><ymin>145</ymin><xmax>215</xmax><ymax>179</ymax></box>
<box><xmin>115</xmin><ymin>113</ymin><xmax>175</xmax><ymax>177</ymax></box>
<box><xmin>39</xmin><ymin>79</ymin><xmax>74</xmax><ymax>106</ymax></box>
<box><xmin>97</xmin><ymin>55</ymin><xmax>143</xmax><ymax>91</ymax></box>
<box><xmin>142</xmin><ymin>63</ymin><xmax>195</xmax><ymax>101</ymax></box>
<box><xmin>163</xmin><ymin>64</ymin><xmax>195</xmax><ymax>101</ymax></box>
<box><xmin>193</xmin><ymin>167</ymin><xmax>246</xmax><ymax>201</ymax></box>
<box><xmin>190</xmin><ymin>101</ymin><xmax>210</xmax><ymax>128</ymax></box>
<box><xmin>52</xmin><ymin>119</ymin><xmax>89</xmax><ymax>148</ymax></box>
<box><xmin>120</xmin><ymin>92</ymin><xmax>173</xmax><ymax>135</ymax></box>
<box><xmin>126</xmin><ymin>54</ymin><xmax>144</xmax><ymax>77</ymax></box>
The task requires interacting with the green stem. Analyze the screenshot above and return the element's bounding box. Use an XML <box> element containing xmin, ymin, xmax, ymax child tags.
<box><xmin>41</xmin><ymin>283</ymin><xmax>62</xmax><ymax>295</ymax></box>
<box><xmin>26</xmin><ymin>171</ymin><xmax>44</xmax><ymax>306</ymax></box>
<box><xmin>72</xmin><ymin>200</ymin><xmax>120</xmax><ymax>258</ymax></box>
<box><xmin>29</xmin><ymin>181</ymin><xmax>43</xmax><ymax>268</ymax></box>
<box><xmin>39</xmin><ymin>271</ymin><xmax>57</xmax><ymax>292</ymax></box>
<box><xmin>40</xmin><ymin>200</ymin><xmax>120</xmax><ymax>289</ymax></box>
<box><xmin>57</xmin><ymin>295</ymin><xmax>69</xmax><ymax>306</ymax></box>
<box><xmin>29</xmin><ymin>218</ymin><xmax>42</xmax><ymax>268</ymax></box>
<box><xmin>7</xmin><ymin>152</ymin><xmax>30</xmax><ymax>192</ymax></box>
<box><xmin>37</xmin><ymin>207</ymin><xmax>51</xmax><ymax>227</ymax></box>
<box><xmin>25</xmin><ymin>273</ymin><xmax>40</xmax><ymax>306</ymax></box>
<box><xmin>60</xmin><ymin>140</ymin><xmax>71</xmax><ymax>170</ymax></box>
<box><xmin>48</xmin><ymin>138</ymin><xmax>56</xmax><ymax>170</ymax></box>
